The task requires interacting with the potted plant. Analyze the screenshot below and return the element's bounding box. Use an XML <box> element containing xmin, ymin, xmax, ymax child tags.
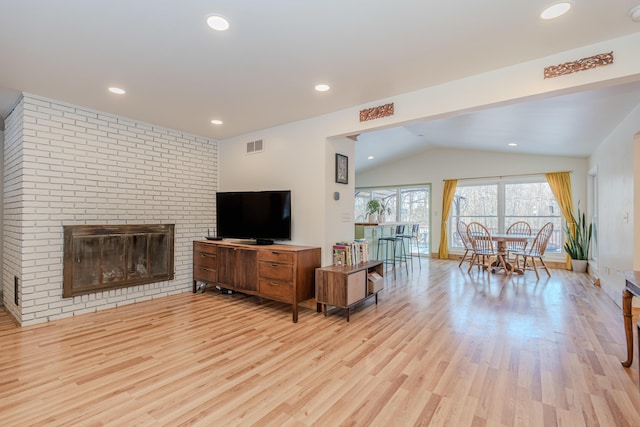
<box><xmin>366</xmin><ymin>199</ymin><xmax>382</xmax><ymax>223</ymax></box>
<box><xmin>563</xmin><ymin>203</ymin><xmax>594</xmax><ymax>273</ymax></box>
<box><xmin>378</xmin><ymin>199</ymin><xmax>392</xmax><ymax>222</ymax></box>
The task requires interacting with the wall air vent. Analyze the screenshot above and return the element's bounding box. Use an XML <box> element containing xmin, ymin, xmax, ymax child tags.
<box><xmin>246</xmin><ymin>139</ymin><xmax>264</xmax><ymax>154</ymax></box>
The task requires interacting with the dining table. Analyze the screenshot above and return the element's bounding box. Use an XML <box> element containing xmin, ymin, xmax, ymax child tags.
<box><xmin>488</xmin><ymin>233</ymin><xmax>533</xmax><ymax>274</ymax></box>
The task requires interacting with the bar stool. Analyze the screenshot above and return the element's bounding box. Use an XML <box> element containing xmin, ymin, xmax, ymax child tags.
<box><xmin>376</xmin><ymin>225</ymin><xmax>408</xmax><ymax>277</ymax></box>
<box><xmin>401</xmin><ymin>223</ymin><xmax>422</xmax><ymax>270</ymax></box>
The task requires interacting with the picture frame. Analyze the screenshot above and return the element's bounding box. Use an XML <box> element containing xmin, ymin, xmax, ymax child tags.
<box><xmin>335</xmin><ymin>153</ymin><xmax>348</xmax><ymax>184</ymax></box>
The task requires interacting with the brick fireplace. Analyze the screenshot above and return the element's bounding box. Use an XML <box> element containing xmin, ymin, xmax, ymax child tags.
<box><xmin>3</xmin><ymin>94</ymin><xmax>217</xmax><ymax>325</ymax></box>
<box><xmin>63</xmin><ymin>224</ymin><xmax>175</xmax><ymax>298</ymax></box>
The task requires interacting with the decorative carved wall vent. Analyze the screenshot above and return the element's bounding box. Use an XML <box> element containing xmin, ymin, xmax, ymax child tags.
<box><xmin>544</xmin><ymin>51</ymin><xmax>614</xmax><ymax>79</ymax></box>
<box><xmin>359</xmin><ymin>103</ymin><xmax>394</xmax><ymax>122</ymax></box>
<box><xmin>63</xmin><ymin>224</ymin><xmax>175</xmax><ymax>298</ymax></box>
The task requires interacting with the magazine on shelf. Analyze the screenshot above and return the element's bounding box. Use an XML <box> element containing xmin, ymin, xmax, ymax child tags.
<box><xmin>367</xmin><ymin>271</ymin><xmax>384</xmax><ymax>293</ymax></box>
<box><xmin>368</xmin><ymin>272</ymin><xmax>383</xmax><ymax>281</ymax></box>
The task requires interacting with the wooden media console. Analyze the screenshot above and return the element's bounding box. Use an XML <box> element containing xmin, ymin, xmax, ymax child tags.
<box><xmin>193</xmin><ymin>240</ymin><xmax>321</xmax><ymax>322</ymax></box>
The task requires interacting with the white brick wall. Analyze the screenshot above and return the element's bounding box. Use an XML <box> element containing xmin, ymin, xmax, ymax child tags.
<box><xmin>3</xmin><ymin>100</ymin><xmax>24</xmax><ymax>322</ymax></box>
<box><xmin>4</xmin><ymin>94</ymin><xmax>218</xmax><ymax>325</ymax></box>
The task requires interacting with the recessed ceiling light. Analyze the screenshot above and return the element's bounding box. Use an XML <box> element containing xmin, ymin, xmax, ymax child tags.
<box><xmin>315</xmin><ymin>84</ymin><xmax>330</xmax><ymax>92</ymax></box>
<box><xmin>108</xmin><ymin>87</ymin><xmax>126</xmax><ymax>95</ymax></box>
<box><xmin>210</xmin><ymin>119</ymin><xmax>223</xmax><ymax>125</ymax></box>
<box><xmin>540</xmin><ymin>2</ymin><xmax>571</xmax><ymax>20</ymax></box>
<box><xmin>207</xmin><ymin>15</ymin><xmax>229</xmax><ymax>31</ymax></box>
<box><xmin>508</xmin><ymin>143</ymin><xmax>518</xmax><ymax>147</ymax></box>
<box><xmin>367</xmin><ymin>156</ymin><xmax>374</xmax><ymax>160</ymax></box>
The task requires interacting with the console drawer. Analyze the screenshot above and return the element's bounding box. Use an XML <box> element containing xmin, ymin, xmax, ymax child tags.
<box><xmin>194</xmin><ymin>252</ymin><xmax>217</xmax><ymax>269</ymax></box>
<box><xmin>258</xmin><ymin>250</ymin><xmax>294</xmax><ymax>264</ymax></box>
<box><xmin>194</xmin><ymin>242</ymin><xmax>217</xmax><ymax>255</ymax></box>
<box><xmin>259</xmin><ymin>279</ymin><xmax>293</xmax><ymax>301</ymax></box>
<box><xmin>194</xmin><ymin>267</ymin><xmax>217</xmax><ymax>284</ymax></box>
<box><xmin>258</xmin><ymin>261</ymin><xmax>294</xmax><ymax>282</ymax></box>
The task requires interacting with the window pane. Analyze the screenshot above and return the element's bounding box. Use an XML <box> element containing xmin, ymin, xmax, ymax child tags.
<box><xmin>505</xmin><ymin>182</ymin><xmax>562</xmax><ymax>254</ymax></box>
<box><xmin>400</xmin><ymin>187</ymin><xmax>430</xmax><ymax>254</ymax></box>
<box><xmin>373</xmin><ymin>189</ymin><xmax>397</xmax><ymax>222</ymax></box>
<box><xmin>355</xmin><ymin>185</ymin><xmax>431</xmax><ymax>255</ymax></box>
<box><xmin>450</xmin><ymin>185</ymin><xmax>498</xmax><ymax>248</ymax></box>
<box><xmin>355</xmin><ymin>190</ymin><xmax>371</xmax><ymax>222</ymax></box>
<box><xmin>449</xmin><ymin>181</ymin><xmax>563</xmax><ymax>254</ymax></box>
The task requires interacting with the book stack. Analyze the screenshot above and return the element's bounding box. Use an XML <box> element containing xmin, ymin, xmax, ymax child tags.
<box><xmin>332</xmin><ymin>239</ymin><xmax>369</xmax><ymax>266</ymax></box>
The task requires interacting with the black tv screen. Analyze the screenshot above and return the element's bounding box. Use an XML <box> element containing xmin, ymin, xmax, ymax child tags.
<box><xmin>216</xmin><ymin>190</ymin><xmax>291</xmax><ymax>243</ymax></box>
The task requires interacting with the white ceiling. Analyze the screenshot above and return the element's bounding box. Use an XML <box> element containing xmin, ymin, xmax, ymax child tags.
<box><xmin>1</xmin><ymin>1</ymin><xmax>640</xmax><ymax>168</ymax></box>
<box><xmin>355</xmin><ymin>80</ymin><xmax>640</xmax><ymax>172</ymax></box>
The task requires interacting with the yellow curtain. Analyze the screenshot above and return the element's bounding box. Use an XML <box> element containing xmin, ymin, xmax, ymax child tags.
<box><xmin>438</xmin><ymin>179</ymin><xmax>458</xmax><ymax>259</ymax></box>
<box><xmin>545</xmin><ymin>172</ymin><xmax>574</xmax><ymax>270</ymax></box>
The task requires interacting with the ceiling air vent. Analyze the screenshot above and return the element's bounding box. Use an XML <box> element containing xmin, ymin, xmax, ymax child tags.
<box><xmin>246</xmin><ymin>139</ymin><xmax>264</xmax><ymax>154</ymax></box>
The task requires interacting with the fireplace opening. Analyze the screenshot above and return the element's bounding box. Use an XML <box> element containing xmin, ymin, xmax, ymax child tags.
<box><xmin>63</xmin><ymin>224</ymin><xmax>175</xmax><ymax>298</ymax></box>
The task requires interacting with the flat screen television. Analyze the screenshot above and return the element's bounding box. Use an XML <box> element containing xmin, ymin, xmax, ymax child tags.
<box><xmin>216</xmin><ymin>190</ymin><xmax>291</xmax><ymax>245</ymax></box>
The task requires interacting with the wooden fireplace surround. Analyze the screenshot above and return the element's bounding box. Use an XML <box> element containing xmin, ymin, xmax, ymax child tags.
<box><xmin>63</xmin><ymin>224</ymin><xmax>175</xmax><ymax>298</ymax></box>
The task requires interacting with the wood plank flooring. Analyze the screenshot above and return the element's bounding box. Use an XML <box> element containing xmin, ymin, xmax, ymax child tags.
<box><xmin>1</xmin><ymin>259</ymin><xmax>639</xmax><ymax>426</ymax></box>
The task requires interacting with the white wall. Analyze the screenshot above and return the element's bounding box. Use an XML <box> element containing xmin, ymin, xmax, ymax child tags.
<box><xmin>356</xmin><ymin>147</ymin><xmax>588</xmax><ymax>257</ymax></box>
<box><xmin>3</xmin><ymin>94</ymin><xmax>217</xmax><ymax>325</ymax></box>
<box><xmin>325</xmin><ymin>137</ymin><xmax>356</xmax><ymax>259</ymax></box>
<box><xmin>218</xmin><ymin>116</ymin><xmax>344</xmax><ymax>264</ymax></box>
<box><xmin>219</xmin><ymin>33</ymin><xmax>640</xmax><ymax>268</ymax></box>
<box><xmin>0</xmin><ymin>129</ymin><xmax>3</xmax><ymax>307</ymax></box>
<box><xmin>590</xmin><ymin>104</ymin><xmax>640</xmax><ymax>305</ymax></box>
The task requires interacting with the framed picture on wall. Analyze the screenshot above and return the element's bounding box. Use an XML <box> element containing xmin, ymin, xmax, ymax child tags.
<box><xmin>335</xmin><ymin>153</ymin><xmax>348</xmax><ymax>184</ymax></box>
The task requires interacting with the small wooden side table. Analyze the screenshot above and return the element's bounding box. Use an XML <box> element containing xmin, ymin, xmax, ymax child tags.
<box><xmin>315</xmin><ymin>261</ymin><xmax>383</xmax><ymax>321</ymax></box>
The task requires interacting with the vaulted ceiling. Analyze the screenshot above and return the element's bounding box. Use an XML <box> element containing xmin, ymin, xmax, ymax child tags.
<box><xmin>1</xmin><ymin>1</ymin><xmax>639</xmax><ymax>168</ymax></box>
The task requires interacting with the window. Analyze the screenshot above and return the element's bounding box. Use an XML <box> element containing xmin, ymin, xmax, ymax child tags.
<box><xmin>451</xmin><ymin>184</ymin><xmax>498</xmax><ymax>235</ymax></box>
<box><xmin>450</xmin><ymin>179</ymin><xmax>563</xmax><ymax>254</ymax></box>
<box><xmin>355</xmin><ymin>185</ymin><xmax>431</xmax><ymax>254</ymax></box>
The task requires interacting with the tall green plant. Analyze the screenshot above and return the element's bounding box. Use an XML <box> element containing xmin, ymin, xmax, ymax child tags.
<box><xmin>563</xmin><ymin>204</ymin><xmax>593</xmax><ymax>260</ymax></box>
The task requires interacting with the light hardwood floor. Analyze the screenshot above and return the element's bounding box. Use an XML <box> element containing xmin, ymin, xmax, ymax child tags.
<box><xmin>1</xmin><ymin>259</ymin><xmax>639</xmax><ymax>426</ymax></box>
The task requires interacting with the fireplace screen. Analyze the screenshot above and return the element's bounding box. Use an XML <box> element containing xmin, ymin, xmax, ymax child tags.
<box><xmin>63</xmin><ymin>224</ymin><xmax>175</xmax><ymax>298</ymax></box>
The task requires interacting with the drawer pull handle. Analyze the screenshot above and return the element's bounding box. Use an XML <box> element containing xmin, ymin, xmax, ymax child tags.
<box><xmin>271</xmin><ymin>281</ymin><xmax>279</xmax><ymax>286</ymax></box>
<box><xmin>271</xmin><ymin>264</ymin><xmax>278</xmax><ymax>267</ymax></box>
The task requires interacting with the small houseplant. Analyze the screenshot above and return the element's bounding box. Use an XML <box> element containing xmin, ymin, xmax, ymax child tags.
<box><xmin>563</xmin><ymin>203</ymin><xmax>593</xmax><ymax>272</ymax></box>
<box><xmin>366</xmin><ymin>199</ymin><xmax>382</xmax><ymax>222</ymax></box>
<box><xmin>366</xmin><ymin>199</ymin><xmax>392</xmax><ymax>222</ymax></box>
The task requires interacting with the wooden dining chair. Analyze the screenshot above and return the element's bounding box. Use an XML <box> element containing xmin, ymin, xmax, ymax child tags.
<box><xmin>466</xmin><ymin>222</ymin><xmax>507</xmax><ymax>278</ymax></box>
<box><xmin>509</xmin><ymin>222</ymin><xmax>554</xmax><ymax>279</ymax></box>
<box><xmin>456</xmin><ymin>220</ymin><xmax>474</xmax><ymax>268</ymax></box>
<box><xmin>505</xmin><ymin>221</ymin><xmax>532</xmax><ymax>258</ymax></box>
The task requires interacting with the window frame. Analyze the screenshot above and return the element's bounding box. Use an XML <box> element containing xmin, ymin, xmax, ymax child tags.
<box><xmin>355</xmin><ymin>183</ymin><xmax>432</xmax><ymax>254</ymax></box>
<box><xmin>449</xmin><ymin>177</ymin><xmax>565</xmax><ymax>258</ymax></box>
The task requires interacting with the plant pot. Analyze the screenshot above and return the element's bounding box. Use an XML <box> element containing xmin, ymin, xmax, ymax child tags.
<box><xmin>572</xmin><ymin>259</ymin><xmax>588</xmax><ymax>273</ymax></box>
<box><xmin>368</xmin><ymin>214</ymin><xmax>378</xmax><ymax>223</ymax></box>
